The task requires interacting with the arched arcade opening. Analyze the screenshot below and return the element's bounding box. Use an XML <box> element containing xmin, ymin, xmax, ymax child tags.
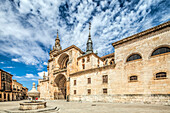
<box><xmin>54</xmin><ymin>74</ymin><xmax>67</xmax><ymax>100</ymax></box>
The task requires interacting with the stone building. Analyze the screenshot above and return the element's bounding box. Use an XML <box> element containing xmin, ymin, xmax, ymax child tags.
<box><xmin>12</xmin><ymin>80</ymin><xmax>28</xmax><ymax>100</ymax></box>
<box><xmin>0</xmin><ymin>69</ymin><xmax>13</xmax><ymax>101</ymax></box>
<box><xmin>38</xmin><ymin>21</ymin><xmax>170</xmax><ymax>104</ymax></box>
<box><xmin>0</xmin><ymin>69</ymin><xmax>28</xmax><ymax>101</ymax></box>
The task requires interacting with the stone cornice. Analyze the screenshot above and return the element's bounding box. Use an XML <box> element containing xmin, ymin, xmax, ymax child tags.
<box><xmin>39</xmin><ymin>79</ymin><xmax>49</xmax><ymax>83</ymax></box>
<box><xmin>0</xmin><ymin>69</ymin><xmax>13</xmax><ymax>76</ymax></box>
<box><xmin>48</xmin><ymin>58</ymin><xmax>53</xmax><ymax>62</ymax></box>
<box><xmin>69</xmin><ymin>64</ymin><xmax>115</xmax><ymax>77</ymax></box>
<box><xmin>112</xmin><ymin>21</ymin><xmax>170</xmax><ymax>48</ymax></box>
<box><xmin>101</xmin><ymin>53</ymin><xmax>114</xmax><ymax>60</ymax></box>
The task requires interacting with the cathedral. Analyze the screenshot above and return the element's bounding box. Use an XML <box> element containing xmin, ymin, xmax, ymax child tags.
<box><xmin>38</xmin><ymin>21</ymin><xmax>170</xmax><ymax>105</ymax></box>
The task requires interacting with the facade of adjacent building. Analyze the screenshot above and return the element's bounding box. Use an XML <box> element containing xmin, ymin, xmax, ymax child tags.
<box><xmin>12</xmin><ymin>80</ymin><xmax>28</xmax><ymax>100</ymax></box>
<box><xmin>0</xmin><ymin>69</ymin><xmax>28</xmax><ymax>101</ymax></box>
<box><xmin>38</xmin><ymin>21</ymin><xmax>170</xmax><ymax>105</ymax></box>
<box><xmin>0</xmin><ymin>69</ymin><xmax>13</xmax><ymax>101</ymax></box>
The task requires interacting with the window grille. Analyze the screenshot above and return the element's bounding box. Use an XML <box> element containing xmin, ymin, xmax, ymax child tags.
<box><xmin>155</xmin><ymin>72</ymin><xmax>166</xmax><ymax>79</ymax></box>
<box><xmin>88</xmin><ymin>78</ymin><xmax>91</xmax><ymax>84</ymax></box>
<box><xmin>151</xmin><ymin>47</ymin><xmax>170</xmax><ymax>56</ymax></box>
<box><xmin>129</xmin><ymin>76</ymin><xmax>138</xmax><ymax>81</ymax></box>
<box><xmin>74</xmin><ymin>80</ymin><xmax>76</xmax><ymax>85</ymax></box>
<box><xmin>74</xmin><ymin>90</ymin><xmax>76</xmax><ymax>94</ymax></box>
<box><xmin>102</xmin><ymin>75</ymin><xmax>108</xmax><ymax>84</ymax></box>
<box><xmin>127</xmin><ymin>54</ymin><xmax>142</xmax><ymax>62</ymax></box>
<box><xmin>103</xmin><ymin>88</ymin><xmax>107</xmax><ymax>94</ymax></box>
<box><xmin>87</xmin><ymin>89</ymin><xmax>91</xmax><ymax>95</ymax></box>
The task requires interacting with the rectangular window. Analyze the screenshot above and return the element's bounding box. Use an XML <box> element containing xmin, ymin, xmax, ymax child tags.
<box><xmin>129</xmin><ymin>76</ymin><xmax>138</xmax><ymax>82</ymax></box>
<box><xmin>87</xmin><ymin>78</ymin><xmax>91</xmax><ymax>84</ymax></box>
<box><xmin>74</xmin><ymin>80</ymin><xmax>76</xmax><ymax>86</ymax></box>
<box><xmin>82</xmin><ymin>59</ymin><xmax>85</xmax><ymax>63</ymax></box>
<box><xmin>82</xmin><ymin>64</ymin><xmax>85</xmax><ymax>69</ymax></box>
<box><xmin>74</xmin><ymin>90</ymin><xmax>76</xmax><ymax>94</ymax></box>
<box><xmin>103</xmin><ymin>88</ymin><xmax>107</xmax><ymax>94</ymax></box>
<box><xmin>87</xmin><ymin>56</ymin><xmax>90</xmax><ymax>62</ymax></box>
<box><xmin>156</xmin><ymin>72</ymin><xmax>166</xmax><ymax>78</ymax></box>
<box><xmin>87</xmin><ymin>89</ymin><xmax>91</xmax><ymax>95</ymax></box>
<box><xmin>102</xmin><ymin>75</ymin><xmax>108</xmax><ymax>84</ymax></box>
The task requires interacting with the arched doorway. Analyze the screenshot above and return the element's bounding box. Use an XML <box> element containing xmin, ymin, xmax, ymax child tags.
<box><xmin>54</xmin><ymin>74</ymin><xmax>67</xmax><ymax>100</ymax></box>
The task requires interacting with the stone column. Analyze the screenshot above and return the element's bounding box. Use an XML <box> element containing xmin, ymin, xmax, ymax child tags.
<box><xmin>10</xmin><ymin>93</ymin><xmax>12</xmax><ymax>101</ymax></box>
<box><xmin>6</xmin><ymin>93</ymin><xmax>8</xmax><ymax>101</ymax></box>
<box><xmin>66</xmin><ymin>77</ymin><xmax>70</xmax><ymax>101</ymax></box>
<box><xmin>14</xmin><ymin>93</ymin><xmax>16</xmax><ymax>101</ymax></box>
<box><xmin>1</xmin><ymin>92</ymin><xmax>4</xmax><ymax>102</ymax></box>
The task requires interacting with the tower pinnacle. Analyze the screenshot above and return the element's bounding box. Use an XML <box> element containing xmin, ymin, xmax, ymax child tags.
<box><xmin>89</xmin><ymin>22</ymin><xmax>91</xmax><ymax>38</ymax></box>
<box><xmin>54</xmin><ymin>30</ymin><xmax>62</xmax><ymax>51</ymax></box>
<box><xmin>56</xmin><ymin>30</ymin><xmax>59</xmax><ymax>40</ymax></box>
<box><xmin>86</xmin><ymin>22</ymin><xmax>93</xmax><ymax>54</ymax></box>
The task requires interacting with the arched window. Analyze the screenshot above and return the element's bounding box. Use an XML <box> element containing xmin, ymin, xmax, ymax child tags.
<box><xmin>58</xmin><ymin>53</ymin><xmax>69</xmax><ymax>69</ymax></box>
<box><xmin>127</xmin><ymin>54</ymin><xmax>142</xmax><ymax>62</ymax></box>
<box><xmin>104</xmin><ymin>59</ymin><xmax>108</xmax><ymax>65</ymax></box>
<box><xmin>155</xmin><ymin>72</ymin><xmax>167</xmax><ymax>79</ymax></box>
<box><xmin>110</xmin><ymin>59</ymin><xmax>114</xmax><ymax>65</ymax></box>
<box><xmin>82</xmin><ymin>59</ymin><xmax>85</xmax><ymax>63</ymax></box>
<box><xmin>129</xmin><ymin>76</ymin><xmax>138</xmax><ymax>82</ymax></box>
<box><xmin>151</xmin><ymin>47</ymin><xmax>170</xmax><ymax>56</ymax></box>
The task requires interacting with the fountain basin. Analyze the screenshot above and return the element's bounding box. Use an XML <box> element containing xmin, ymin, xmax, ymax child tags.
<box><xmin>19</xmin><ymin>101</ymin><xmax>46</xmax><ymax>110</ymax></box>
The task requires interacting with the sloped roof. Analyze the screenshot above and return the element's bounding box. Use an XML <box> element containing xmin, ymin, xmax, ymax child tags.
<box><xmin>53</xmin><ymin>45</ymin><xmax>85</xmax><ymax>57</ymax></box>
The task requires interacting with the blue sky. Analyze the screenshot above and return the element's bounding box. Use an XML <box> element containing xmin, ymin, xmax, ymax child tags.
<box><xmin>0</xmin><ymin>0</ymin><xmax>170</xmax><ymax>90</ymax></box>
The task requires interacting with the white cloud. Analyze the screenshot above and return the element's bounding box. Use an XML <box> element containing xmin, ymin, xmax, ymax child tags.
<box><xmin>0</xmin><ymin>62</ymin><xmax>4</xmax><ymax>64</ymax></box>
<box><xmin>31</xmin><ymin>79</ymin><xmax>37</xmax><ymax>81</ymax></box>
<box><xmin>25</xmin><ymin>74</ymin><xmax>34</xmax><ymax>78</ymax></box>
<box><xmin>0</xmin><ymin>0</ymin><xmax>169</xmax><ymax>68</ymax></box>
<box><xmin>38</xmin><ymin>71</ymin><xmax>48</xmax><ymax>79</ymax></box>
<box><xmin>14</xmin><ymin>76</ymin><xmax>22</xmax><ymax>78</ymax></box>
<box><xmin>3</xmin><ymin>66</ymin><xmax>14</xmax><ymax>68</ymax></box>
<box><xmin>11</xmin><ymin>58</ymin><xmax>19</xmax><ymax>62</ymax></box>
<box><xmin>43</xmin><ymin>62</ymin><xmax>48</xmax><ymax>65</ymax></box>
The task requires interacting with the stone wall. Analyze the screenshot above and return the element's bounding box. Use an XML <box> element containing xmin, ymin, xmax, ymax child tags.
<box><xmin>69</xmin><ymin>24</ymin><xmax>170</xmax><ymax>104</ymax></box>
<box><xmin>113</xmin><ymin>28</ymin><xmax>170</xmax><ymax>95</ymax></box>
<box><xmin>70</xmin><ymin>94</ymin><xmax>170</xmax><ymax>105</ymax></box>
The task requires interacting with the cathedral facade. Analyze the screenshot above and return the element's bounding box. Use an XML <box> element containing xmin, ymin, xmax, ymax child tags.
<box><xmin>38</xmin><ymin>21</ymin><xmax>170</xmax><ymax>105</ymax></box>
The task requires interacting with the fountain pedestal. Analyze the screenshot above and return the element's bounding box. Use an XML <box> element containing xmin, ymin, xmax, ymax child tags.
<box><xmin>19</xmin><ymin>82</ymin><xmax>46</xmax><ymax>110</ymax></box>
<box><xmin>20</xmin><ymin>101</ymin><xmax>46</xmax><ymax>110</ymax></box>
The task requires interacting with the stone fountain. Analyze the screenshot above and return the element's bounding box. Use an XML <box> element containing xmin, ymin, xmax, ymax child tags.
<box><xmin>19</xmin><ymin>82</ymin><xmax>46</xmax><ymax>110</ymax></box>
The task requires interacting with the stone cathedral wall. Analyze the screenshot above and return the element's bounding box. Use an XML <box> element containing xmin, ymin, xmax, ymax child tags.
<box><xmin>38</xmin><ymin>21</ymin><xmax>170</xmax><ymax>105</ymax></box>
<box><xmin>69</xmin><ymin>25</ymin><xmax>170</xmax><ymax>105</ymax></box>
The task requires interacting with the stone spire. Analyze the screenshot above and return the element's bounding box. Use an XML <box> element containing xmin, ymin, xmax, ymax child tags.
<box><xmin>54</xmin><ymin>30</ymin><xmax>62</xmax><ymax>51</ymax></box>
<box><xmin>86</xmin><ymin>22</ymin><xmax>93</xmax><ymax>54</ymax></box>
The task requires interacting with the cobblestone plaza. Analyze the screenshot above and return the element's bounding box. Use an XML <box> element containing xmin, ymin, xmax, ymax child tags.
<box><xmin>0</xmin><ymin>100</ymin><xmax>170</xmax><ymax>113</ymax></box>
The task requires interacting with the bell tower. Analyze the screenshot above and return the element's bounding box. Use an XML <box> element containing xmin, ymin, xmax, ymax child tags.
<box><xmin>54</xmin><ymin>30</ymin><xmax>62</xmax><ymax>51</ymax></box>
<box><xmin>86</xmin><ymin>22</ymin><xmax>93</xmax><ymax>54</ymax></box>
